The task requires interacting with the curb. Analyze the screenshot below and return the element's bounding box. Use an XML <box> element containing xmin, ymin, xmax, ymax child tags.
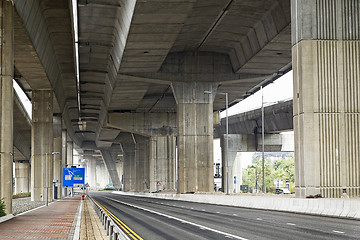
<box><xmin>0</xmin><ymin>214</ymin><xmax>14</xmax><ymax>224</ymax></box>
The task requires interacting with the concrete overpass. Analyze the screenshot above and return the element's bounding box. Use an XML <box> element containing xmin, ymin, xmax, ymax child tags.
<box><xmin>0</xmin><ymin>0</ymin><xmax>359</xmax><ymax>215</ymax></box>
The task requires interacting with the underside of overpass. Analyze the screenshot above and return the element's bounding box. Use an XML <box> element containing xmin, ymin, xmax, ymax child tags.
<box><xmin>0</xmin><ymin>0</ymin><xmax>359</xmax><ymax>214</ymax></box>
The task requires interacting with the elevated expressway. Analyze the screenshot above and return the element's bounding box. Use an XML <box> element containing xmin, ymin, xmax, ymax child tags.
<box><xmin>0</xmin><ymin>0</ymin><xmax>359</xmax><ymax>215</ymax></box>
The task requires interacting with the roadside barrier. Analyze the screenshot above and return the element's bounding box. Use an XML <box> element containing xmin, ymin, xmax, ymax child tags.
<box><xmin>87</xmin><ymin>196</ymin><xmax>130</xmax><ymax>240</ymax></box>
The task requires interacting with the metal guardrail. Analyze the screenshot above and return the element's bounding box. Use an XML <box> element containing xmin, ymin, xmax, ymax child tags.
<box><xmin>88</xmin><ymin>196</ymin><xmax>131</xmax><ymax>240</ymax></box>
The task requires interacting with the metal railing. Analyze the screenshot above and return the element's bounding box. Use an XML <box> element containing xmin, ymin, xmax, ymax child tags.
<box><xmin>87</xmin><ymin>196</ymin><xmax>130</xmax><ymax>240</ymax></box>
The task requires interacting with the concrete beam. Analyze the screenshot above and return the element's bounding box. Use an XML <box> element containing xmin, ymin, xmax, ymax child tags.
<box><xmin>107</xmin><ymin>112</ymin><xmax>176</xmax><ymax>137</ymax></box>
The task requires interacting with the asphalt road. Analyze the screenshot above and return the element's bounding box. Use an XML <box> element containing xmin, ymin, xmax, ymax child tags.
<box><xmin>89</xmin><ymin>192</ymin><xmax>360</xmax><ymax>240</ymax></box>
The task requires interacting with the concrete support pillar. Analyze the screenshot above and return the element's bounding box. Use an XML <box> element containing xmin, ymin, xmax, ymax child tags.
<box><xmin>96</xmin><ymin>160</ymin><xmax>110</xmax><ymax>188</ymax></box>
<box><xmin>122</xmin><ymin>140</ymin><xmax>136</xmax><ymax>192</ymax></box>
<box><xmin>116</xmin><ymin>156</ymin><xmax>123</xmax><ymax>190</ymax></box>
<box><xmin>149</xmin><ymin>136</ymin><xmax>176</xmax><ymax>192</ymax></box>
<box><xmin>292</xmin><ymin>1</ymin><xmax>360</xmax><ymax>198</ymax></box>
<box><xmin>14</xmin><ymin>162</ymin><xmax>29</xmax><ymax>194</ymax></box>
<box><xmin>31</xmin><ymin>90</ymin><xmax>54</xmax><ymax>202</ymax></box>
<box><xmin>135</xmin><ymin>135</ymin><xmax>149</xmax><ymax>192</ymax></box>
<box><xmin>172</xmin><ymin>82</ymin><xmax>217</xmax><ymax>193</ymax></box>
<box><xmin>220</xmin><ymin>135</ymin><xmax>251</xmax><ymax>194</ymax></box>
<box><xmin>87</xmin><ymin>157</ymin><xmax>97</xmax><ymax>189</ymax></box>
<box><xmin>0</xmin><ymin>0</ymin><xmax>13</xmax><ymax>214</ymax></box>
<box><xmin>61</xmin><ymin>129</ymin><xmax>67</xmax><ymax>198</ymax></box>
<box><xmin>67</xmin><ymin>139</ymin><xmax>73</xmax><ymax>167</ymax></box>
<box><xmin>53</xmin><ymin>116</ymin><xmax>62</xmax><ymax>199</ymax></box>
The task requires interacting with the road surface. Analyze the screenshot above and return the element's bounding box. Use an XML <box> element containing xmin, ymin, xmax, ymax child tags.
<box><xmin>89</xmin><ymin>192</ymin><xmax>359</xmax><ymax>240</ymax></box>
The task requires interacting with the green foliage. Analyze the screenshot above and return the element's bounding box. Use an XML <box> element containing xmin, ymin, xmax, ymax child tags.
<box><xmin>12</xmin><ymin>192</ymin><xmax>31</xmax><ymax>199</ymax></box>
<box><xmin>242</xmin><ymin>154</ymin><xmax>295</xmax><ymax>193</ymax></box>
<box><xmin>0</xmin><ymin>198</ymin><xmax>6</xmax><ymax>217</ymax></box>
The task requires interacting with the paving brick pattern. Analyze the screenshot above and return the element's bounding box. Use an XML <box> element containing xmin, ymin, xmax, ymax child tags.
<box><xmin>80</xmin><ymin>198</ymin><xmax>107</xmax><ymax>240</ymax></box>
<box><xmin>0</xmin><ymin>197</ymin><xmax>80</xmax><ymax>240</ymax></box>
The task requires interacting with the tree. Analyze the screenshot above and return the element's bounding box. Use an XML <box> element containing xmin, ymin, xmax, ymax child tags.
<box><xmin>242</xmin><ymin>153</ymin><xmax>295</xmax><ymax>193</ymax></box>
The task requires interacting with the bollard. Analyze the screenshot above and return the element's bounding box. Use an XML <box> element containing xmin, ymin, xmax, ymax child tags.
<box><xmin>106</xmin><ymin>219</ymin><xmax>110</xmax><ymax>235</ymax></box>
<box><xmin>112</xmin><ymin>232</ymin><xmax>118</xmax><ymax>240</ymax></box>
<box><xmin>109</xmin><ymin>224</ymin><xmax>113</xmax><ymax>239</ymax></box>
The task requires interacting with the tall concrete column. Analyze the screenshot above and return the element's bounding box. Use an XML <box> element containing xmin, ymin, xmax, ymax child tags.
<box><xmin>87</xmin><ymin>157</ymin><xmax>97</xmax><ymax>189</ymax></box>
<box><xmin>135</xmin><ymin>135</ymin><xmax>149</xmax><ymax>192</ymax></box>
<box><xmin>172</xmin><ymin>82</ymin><xmax>217</xmax><ymax>193</ymax></box>
<box><xmin>220</xmin><ymin>135</ymin><xmax>252</xmax><ymax>194</ymax></box>
<box><xmin>122</xmin><ymin>140</ymin><xmax>136</xmax><ymax>192</ymax></box>
<box><xmin>61</xmin><ymin>129</ymin><xmax>67</xmax><ymax>198</ymax></box>
<box><xmin>67</xmin><ymin>139</ymin><xmax>73</xmax><ymax>166</ymax></box>
<box><xmin>149</xmin><ymin>136</ymin><xmax>176</xmax><ymax>192</ymax></box>
<box><xmin>0</xmin><ymin>0</ymin><xmax>13</xmax><ymax>214</ymax></box>
<box><xmin>53</xmin><ymin>116</ymin><xmax>62</xmax><ymax>199</ymax></box>
<box><xmin>31</xmin><ymin>90</ymin><xmax>54</xmax><ymax>202</ymax></box>
<box><xmin>292</xmin><ymin>0</ymin><xmax>360</xmax><ymax>198</ymax></box>
<box><xmin>14</xmin><ymin>161</ymin><xmax>29</xmax><ymax>194</ymax></box>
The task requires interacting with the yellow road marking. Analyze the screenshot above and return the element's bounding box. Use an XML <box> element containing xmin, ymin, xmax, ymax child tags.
<box><xmin>92</xmin><ymin>198</ymin><xmax>143</xmax><ymax>240</ymax></box>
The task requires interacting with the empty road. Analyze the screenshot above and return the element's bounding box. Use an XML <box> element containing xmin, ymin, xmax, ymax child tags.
<box><xmin>89</xmin><ymin>192</ymin><xmax>359</xmax><ymax>240</ymax></box>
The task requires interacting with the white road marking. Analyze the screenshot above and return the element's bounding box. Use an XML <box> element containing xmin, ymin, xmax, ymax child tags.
<box><xmin>286</xmin><ymin>223</ymin><xmax>296</xmax><ymax>226</ymax></box>
<box><xmin>256</xmin><ymin>218</ymin><xmax>262</xmax><ymax>220</ymax></box>
<box><xmin>216</xmin><ymin>212</ymin><xmax>221</xmax><ymax>214</ymax></box>
<box><xmin>191</xmin><ymin>207</ymin><xmax>194</xmax><ymax>210</ymax></box>
<box><xmin>332</xmin><ymin>230</ymin><xmax>345</xmax><ymax>234</ymax></box>
<box><xmin>233</xmin><ymin>214</ymin><xmax>238</xmax><ymax>216</ymax></box>
<box><xmin>105</xmin><ymin>197</ymin><xmax>248</xmax><ymax>240</ymax></box>
<box><xmin>201</xmin><ymin>209</ymin><xmax>206</xmax><ymax>211</ymax></box>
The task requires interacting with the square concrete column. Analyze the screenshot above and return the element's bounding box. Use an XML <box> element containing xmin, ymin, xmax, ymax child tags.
<box><xmin>149</xmin><ymin>136</ymin><xmax>176</xmax><ymax>192</ymax></box>
<box><xmin>61</xmin><ymin>129</ymin><xmax>67</xmax><ymax>198</ymax></box>
<box><xmin>53</xmin><ymin>116</ymin><xmax>62</xmax><ymax>199</ymax></box>
<box><xmin>15</xmin><ymin>161</ymin><xmax>30</xmax><ymax>194</ymax></box>
<box><xmin>135</xmin><ymin>135</ymin><xmax>149</xmax><ymax>192</ymax></box>
<box><xmin>172</xmin><ymin>82</ymin><xmax>217</xmax><ymax>193</ymax></box>
<box><xmin>122</xmin><ymin>142</ymin><xmax>136</xmax><ymax>192</ymax></box>
<box><xmin>31</xmin><ymin>90</ymin><xmax>54</xmax><ymax>202</ymax></box>
<box><xmin>220</xmin><ymin>134</ymin><xmax>255</xmax><ymax>194</ymax></box>
<box><xmin>292</xmin><ymin>0</ymin><xmax>360</xmax><ymax>198</ymax></box>
<box><xmin>0</xmin><ymin>0</ymin><xmax>14</xmax><ymax>214</ymax></box>
<box><xmin>87</xmin><ymin>157</ymin><xmax>97</xmax><ymax>190</ymax></box>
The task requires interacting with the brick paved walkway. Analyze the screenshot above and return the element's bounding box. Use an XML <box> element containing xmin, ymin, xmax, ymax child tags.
<box><xmin>0</xmin><ymin>197</ymin><xmax>81</xmax><ymax>240</ymax></box>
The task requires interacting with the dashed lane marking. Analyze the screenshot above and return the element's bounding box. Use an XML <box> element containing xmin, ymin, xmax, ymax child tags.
<box><xmin>105</xmin><ymin>197</ymin><xmax>248</xmax><ymax>240</ymax></box>
<box><xmin>333</xmin><ymin>230</ymin><xmax>345</xmax><ymax>234</ymax></box>
<box><xmin>286</xmin><ymin>223</ymin><xmax>296</xmax><ymax>226</ymax></box>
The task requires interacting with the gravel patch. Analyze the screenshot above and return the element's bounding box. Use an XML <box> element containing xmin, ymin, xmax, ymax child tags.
<box><xmin>12</xmin><ymin>197</ymin><xmax>45</xmax><ymax>215</ymax></box>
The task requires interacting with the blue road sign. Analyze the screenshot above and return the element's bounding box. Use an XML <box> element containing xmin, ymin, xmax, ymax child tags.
<box><xmin>63</xmin><ymin>168</ymin><xmax>85</xmax><ymax>187</ymax></box>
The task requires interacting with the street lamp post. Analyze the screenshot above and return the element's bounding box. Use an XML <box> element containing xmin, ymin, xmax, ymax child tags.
<box><xmin>261</xmin><ymin>86</ymin><xmax>266</xmax><ymax>193</ymax></box>
<box><xmin>204</xmin><ymin>90</ymin><xmax>229</xmax><ymax>195</ymax></box>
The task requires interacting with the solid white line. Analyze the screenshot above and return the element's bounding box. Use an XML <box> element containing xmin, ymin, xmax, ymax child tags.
<box><xmin>105</xmin><ymin>197</ymin><xmax>248</xmax><ymax>240</ymax></box>
<box><xmin>332</xmin><ymin>230</ymin><xmax>345</xmax><ymax>234</ymax></box>
<box><xmin>286</xmin><ymin>223</ymin><xmax>296</xmax><ymax>226</ymax></box>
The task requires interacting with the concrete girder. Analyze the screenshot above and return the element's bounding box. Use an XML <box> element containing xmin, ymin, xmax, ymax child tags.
<box><xmin>214</xmin><ymin>100</ymin><xmax>293</xmax><ymax>138</ymax></box>
<box><xmin>107</xmin><ymin>112</ymin><xmax>176</xmax><ymax>137</ymax></box>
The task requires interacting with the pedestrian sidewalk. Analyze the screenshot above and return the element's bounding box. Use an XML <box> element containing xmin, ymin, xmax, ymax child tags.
<box><xmin>0</xmin><ymin>197</ymin><xmax>81</xmax><ymax>240</ymax></box>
